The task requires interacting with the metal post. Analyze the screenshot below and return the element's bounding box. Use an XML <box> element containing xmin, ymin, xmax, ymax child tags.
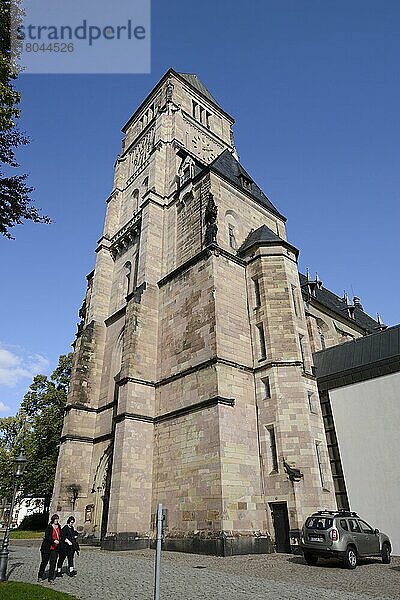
<box><xmin>0</xmin><ymin>478</ymin><xmax>19</xmax><ymax>582</ymax></box>
<box><xmin>153</xmin><ymin>503</ymin><xmax>163</xmax><ymax>600</ymax></box>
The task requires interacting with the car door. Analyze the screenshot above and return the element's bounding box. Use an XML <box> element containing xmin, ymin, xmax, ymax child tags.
<box><xmin>358</xmin><ymin>519</ymin><xmax>380</xmax><ymax>555</ymax></box>
<box><xmin>347</xmin><ymin>518</ymin><xmax>365</xmax><ymax>554</ymax></box>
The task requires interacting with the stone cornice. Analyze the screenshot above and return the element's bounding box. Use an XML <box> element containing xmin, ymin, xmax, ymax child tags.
<box><xmin>61</xmin><ymin>397</ymin><xmax>236</xmax><ymax>441</ymax></box>
<box><xmin>65</xmin><ymin>401</ymin><xmax>115</xmax><ymax>414</ymax></box>
<box><xmin>114</xmin><ymin>396</ymin><xmax>236</xmax><ymax>427</ymax></box>
<box><xmin>254</xmin><ymin>360</ymin><xmax>304</xmax><ymax>372</ymax></box>
<box><xmin>104</xmin><ymin>305</ymin><xmax>126</xmax><ymax>327</ymax></box>
<box><xmin>109</xmin><ymin>213</ymin><xmax>141</xmax><ymax>257</ymax></box>
<box><xmin>60</xmin><ymin>433</ymin><xmax>113</xmax><ymax>445</ymax></box>
<box><xmin>157</xmin><ymin>247</ymin><xmax>212</xmax><ymax>288</ymax></box>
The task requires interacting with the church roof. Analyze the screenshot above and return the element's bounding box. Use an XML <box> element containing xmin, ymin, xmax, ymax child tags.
<box><xmin>299</xmin><ymin>273</ymin><xmax>380</xmax><ymax>334</ymax></box>
<box><xmin>313</xmin><ymin>323</ymin><xmax>400</xmax><ymax>386</ymax></box>
<box><xmin>210</xmin><ymin>150</ymin><xmax>285</xmax><ymax>219</ymax></box>
<box><xmin>238</xmin><ymin>224</ymin><xmax>290</xmax><ymax>253</ymax></box>
<box><xmin>178</xmin><ymin>72</ymin><xmax>222</xmax><ymax>108</ymax></box>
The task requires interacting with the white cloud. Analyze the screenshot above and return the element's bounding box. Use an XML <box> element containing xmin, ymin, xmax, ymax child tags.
<box><xmin>0</xmin><ymin>401</ymin><xmax>10</xmax><ymax>413</ymax></box>
<box><xmin>0</xmin><ymin>346</ymin><xmax>50</xmax><ymax>387</ymax></box>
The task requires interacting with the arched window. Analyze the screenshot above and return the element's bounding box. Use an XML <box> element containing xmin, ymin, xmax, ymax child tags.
<box><xmin>142</xmin><ymin>176</ymin><xmax>149</xmax><ymax>192</ymax></box>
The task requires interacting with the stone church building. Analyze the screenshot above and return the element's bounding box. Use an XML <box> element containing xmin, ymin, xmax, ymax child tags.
<box><xmin>51</xmin><ymin>69</ymin><xmax>380</xmax><ymax>555</ymax></box>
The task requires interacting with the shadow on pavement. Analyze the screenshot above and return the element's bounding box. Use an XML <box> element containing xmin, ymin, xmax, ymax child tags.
<box><xmin>286</xmin><ymin>555</ymin><xmax>383</xmax><ymax>569</ymax></box>
<box><xmin>6</xmin><ymin>562</ymin><xmax>24</xmax><ymax>580</ymax></box>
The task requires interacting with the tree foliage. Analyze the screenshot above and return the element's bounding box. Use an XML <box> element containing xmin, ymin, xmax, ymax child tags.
<box><xmin>0</xmin><ymin>353</ymin><xmax>72</xmax><ymax>514</ymax></box>
<box><xmin>0</xmin><ymin>0</ymin><xmax>50</xmax><ymax>238</ymax></box>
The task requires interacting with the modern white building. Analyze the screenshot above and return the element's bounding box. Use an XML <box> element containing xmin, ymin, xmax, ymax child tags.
<box><xmin>314</xmin><ymin>324</ymin><xmax>400</xmax><ymax>555</ymax></box>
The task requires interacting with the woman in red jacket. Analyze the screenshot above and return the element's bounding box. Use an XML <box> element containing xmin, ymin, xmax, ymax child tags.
<box><xmin>37</xmin><ymin>514</ymin><xmax>61</xmax><ymax>583</ymax></box>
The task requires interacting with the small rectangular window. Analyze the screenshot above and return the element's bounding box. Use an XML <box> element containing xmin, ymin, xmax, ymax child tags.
<box><xmin>256</xmin><ymin>323</ymin><xmax>267</xmax><ymax>360</ymax></box>
<box><xmin>315</xmin><ymin>441</ymin><xmax>325</xmax><ymax>488</ymax></box>
<box><xmin>266</xmin><ymin>426</ymin><xmax>279</xmax><ymax>473</ymax></box>
<box><xmin>262</xmin><ymin>376</ymin><xmax>271</xmax><ymax>399</ymax></box>
<box><xmin>253</xmin><ymin>277</ymin><xmax>261</xmax><ymax>308</ymax></box>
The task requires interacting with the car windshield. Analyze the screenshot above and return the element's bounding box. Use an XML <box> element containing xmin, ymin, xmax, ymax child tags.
<box><xmin>306</xmin><ymin>517</ymin><xmax>333</xmax><ymax>530</ymax></box>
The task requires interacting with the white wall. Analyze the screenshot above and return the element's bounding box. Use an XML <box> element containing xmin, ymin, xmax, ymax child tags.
<box><xmin>329</xmin><ymin>371</ymin><xmax>400</xmax><ymax>556</ymax></box>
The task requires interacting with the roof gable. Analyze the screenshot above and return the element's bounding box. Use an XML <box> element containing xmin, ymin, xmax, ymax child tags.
<box><xmin>210</xmin><ymin>150</ymin><xmax>285</xmax><ymax>219</ymax></box>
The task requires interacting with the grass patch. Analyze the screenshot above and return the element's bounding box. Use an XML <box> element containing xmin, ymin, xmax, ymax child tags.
<box><xmin>0</xmin><ymin>581</ymin><xmax>78</xmax><ymax>599</ymax></box>
<box><xmin>10</xmin><ymin>530</ymin><xmax>43</xmax><ymax>539</ymax></box>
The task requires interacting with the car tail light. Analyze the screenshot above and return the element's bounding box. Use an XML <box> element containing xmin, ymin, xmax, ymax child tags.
<box><xmin>330</xmin><ymin>528</ymin><xmax>339</xmax><ymax>541</ymax></box>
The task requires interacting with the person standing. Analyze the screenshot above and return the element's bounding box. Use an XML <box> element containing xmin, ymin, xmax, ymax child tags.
<box><xmin>37</xmin><ymin>514</ymin><xmax>61</xmax><ymax>583</ymax></box>
<box><xmin>56</xmin><ymin>516</ymin><xmax>79</xmax><ymax>577</ymax></box>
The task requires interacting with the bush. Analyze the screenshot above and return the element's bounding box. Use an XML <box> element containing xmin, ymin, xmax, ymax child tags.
<box><xmin>18</xmin><ymin>513</ymin><xmax>48</xmax><ymax>531</ymax></box>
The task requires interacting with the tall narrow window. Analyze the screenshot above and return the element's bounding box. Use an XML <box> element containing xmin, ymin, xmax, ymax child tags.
<box><xmin>262</xmin><ymin>376</ymin><xmax>271</xmax><ymax>399</ymax></box>
<box><xmin>132</xmin><ymin>253</ymin><xmax>139</xmax><ymax>291</ymax></box>
<box><xmin>253</xmin><ymin>277</ymin><xmax>261</xmax><ymax>308</ymax></box>
<box><xmin>318</xmin><ymin>326</ymin><xmax>326</xmax><ymax>350</ymax></box>
<box><xmin>228</xmin><ymin>225</ymin><xmax>237</xmax><ymax>250</ymax></box>
<box><xmin>291</xmin><ymin>284</ymin><xmax>299</xmax><ymax>317</ymax></box>
<box><xmin>308</xmin><ymin>391</ymin><xmax>317</xmax><ymax>413</ymax></box>
<box><xmin>142</xmin><ymin>176</ymin><xmax>149</xmax><ymax>191</ymax></box>
<box><xmin>192</xmin><ymin>100</ymin><xmax>197</xmax><ymax>119</ymax></box>
<box><xmin>299</xmin><ymin>334</ymin><xmax>306</xmax><ymax>372</ymax></box>
<box><xmin>199</xmin><ymin>106</ymin><xmax>204</xmax><ymax>124</ymax></box>
<box><xmin>257</xmin><ymin>323</ymin><xmax>267</xmax><ymax>360</ymax></box>
<box><xmin>131</xmin><ymin>189</ymin><xmax>139</xmax><ymax>213</ymax></box>
<box><xmin>315</xmin><ymin>441</ymin><xmax>325</xmax><ymax>488</ymax></box>
<box><xmin>205</xmin><ymin>111</ymin><xmax>211</xmax><ymax>129</ymax></box>
<box><xmin>266</xmin><ymin>426</ymin><xmax>279</xmax><ymax>473</ymax></box>
<box><xmin>124</xmin><ymin>262</ymin><xmax>132</xmax><ymax>298</ymax></box>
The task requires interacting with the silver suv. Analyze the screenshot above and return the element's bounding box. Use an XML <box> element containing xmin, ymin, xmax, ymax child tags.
<box><xmin>301</xmin><ymin>510</ymin><xmax>391</xmax><ymax>569</ymax></box>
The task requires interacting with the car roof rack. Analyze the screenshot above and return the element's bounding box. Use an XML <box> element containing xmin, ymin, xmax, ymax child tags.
<box><xmin>312</xmin><ymin>510</ymin><xmax>359</xmax><ymax>518</ymax></box>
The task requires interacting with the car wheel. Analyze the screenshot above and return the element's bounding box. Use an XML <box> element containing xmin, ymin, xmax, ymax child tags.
<box><xmin>381</xmin><ymin>543</ymin><xmax>391</xmax><ymax>564</ymax></box>
<box><xmin>304</xmin><ymin>551</ymin><xmax>318</xmax><ymax>566</ymax></box>
<box><xmin>343</xmin><ymin>546</ymin><xmax>357</xmax><ymax>569</ymax></box>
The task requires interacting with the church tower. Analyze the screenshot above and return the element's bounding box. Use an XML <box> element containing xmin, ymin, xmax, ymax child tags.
<box><xmin>52</xmin><ymin>69</ymin><xmax>339</xmax><ymax>554</ymax></box>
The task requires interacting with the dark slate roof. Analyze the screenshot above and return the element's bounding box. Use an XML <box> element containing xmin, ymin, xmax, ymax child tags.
<box><xmin>239</xmin><ymin>224</ymin><xmax>296</xmax><ymax>255</ymax></box>
<box><xmin>210</xmin><ymin>149</ymin><xmax>285</xmax><ymax>219</ymax></box>
<box><xmin>179</xmin><ymin>73</ymin><xmax>221</xmax><ymax>108</ymax></box>
<box><xmin>299</xmin><ymin>273</ymin><xmax>380</xmax><ymax>334</ymax></box>
<box><xmin>313</xmin><ymin>324</ymin><xmax>400</xmax><ymax>382</ymax></box>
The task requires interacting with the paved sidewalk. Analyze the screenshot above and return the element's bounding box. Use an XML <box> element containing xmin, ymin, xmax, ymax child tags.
<box><xmin>7</xmin><ymin>544</ymin><xmax>400</xmax><ymax>600</ymax></box>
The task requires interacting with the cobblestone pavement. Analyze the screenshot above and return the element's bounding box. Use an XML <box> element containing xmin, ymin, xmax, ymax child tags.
<box><xmin>7</xmin><ymin>543</ymin><xmax>400</xmax><ymax>600</ymax></box>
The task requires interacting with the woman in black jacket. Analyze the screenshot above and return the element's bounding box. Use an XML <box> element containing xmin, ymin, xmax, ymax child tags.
<box><xmin>56</xmin><ymin>516</ymin><xmax>79</xmax><ymax>577</ymax></box>
<box><xmin>37</xmin><ymin>514</ymin><xmax>61</xmax><ymax>583</ymax></box>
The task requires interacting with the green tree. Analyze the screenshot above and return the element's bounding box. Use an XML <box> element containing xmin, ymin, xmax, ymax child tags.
<box><xmin>0</xmin><ymin>0</ymin><xmax>50</xmax><ymax>238</ymax></box>
<box><xmin>0</xmin><ymin>353</ymin><xmax>72</xmax><ymax>516</ymax></box>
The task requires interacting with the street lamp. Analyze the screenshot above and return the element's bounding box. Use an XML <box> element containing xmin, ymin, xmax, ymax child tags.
<box><xmin>0</xmin><ymin>449</ymin><xmax>27</xmax><ymax>582</ymax></box>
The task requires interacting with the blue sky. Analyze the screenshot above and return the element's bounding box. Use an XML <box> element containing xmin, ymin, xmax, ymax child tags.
<box><xmin>1</xmin><ymin>0</ymin><xmax>399</xmax><ymax>416</ymax></box>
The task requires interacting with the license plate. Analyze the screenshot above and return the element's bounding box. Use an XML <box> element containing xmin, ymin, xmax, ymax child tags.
<box><xmin>309</xmin><ymin>536</ymin><xmax>323</xmax><ymax>542</ymax></box>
